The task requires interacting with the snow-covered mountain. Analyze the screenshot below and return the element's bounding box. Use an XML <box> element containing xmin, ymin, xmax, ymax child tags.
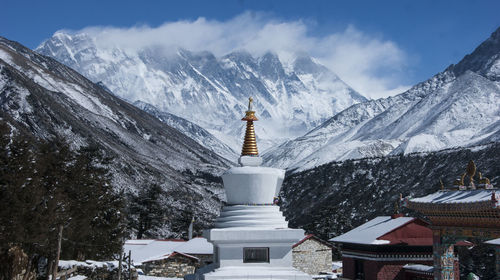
<box><xmin>133</xmin><ymin>101</ymin><xmax>238</xmax><ymax>161</ymax></box>
<box><xmin>0</xmin><ymin>36</ymin><xmax>230</xmax><ymax>236</ymax></box>
<box><xmin>35</xmin><ymin>32</ymin><xmax>366</xmax><ymax>154</ymax></box>
<box><xmin>264</xmin><ymin>26</ymin><xmax>500</xmax><ymax>171</ymax></box>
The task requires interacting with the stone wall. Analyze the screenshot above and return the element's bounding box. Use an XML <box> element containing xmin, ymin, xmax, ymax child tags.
<box><xmin>293</xmin><ymin>238</ymin><xmax>332</xmax><ymax>275</ymax></box>
<box><xmin>143</xmin><ymin>255</ymin><xmax>197</xmax><ymax>278</ymax></box>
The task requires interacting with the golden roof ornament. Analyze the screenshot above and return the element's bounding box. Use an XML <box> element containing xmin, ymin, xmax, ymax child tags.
<box><xmin>391</xmin><ymin>197</ymin><xmax>403</xmax><ymax>218</ymax></box>
<box><xmin>466</xmin><ymin>160</ymin><xmax>476</xmax><ymax>186</ymax></box>
<box><xmin>453</xmin><ymin>173</ymin><xmax>466</xmax><ymax>187</ymax></box>
<box><xmin>241</xmin><ymin>97</ymin><xmax>259</xmax><ymax>156</ymax></box>
<box><xmin>479</xmin><ymin>172</ymin><xmax>491</xmax><ymax>185</ymax></box>
<box><xmin>451</xmin><ymin>160</ymin><xmax>493</xmax><ymax>190</ymax></box>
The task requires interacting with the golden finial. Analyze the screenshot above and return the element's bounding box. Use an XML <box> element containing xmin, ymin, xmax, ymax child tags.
<box><xmin>479</xmin><ymin>172</ymin><xmax>491</xmax><ymax>185</ymax></box>
<box><xmin>241</xmin><ymin>97</ymin><xmax>259</xmax><ymax>156</ymax></box>
<box><xmin>440</xmin><ymin>178</ymin><xmax>444</xmax><ymax>190</ymax></box>
<box><xmin>466</xmin><ymin>160</ymin><xmax>476</xmax><ymax>185</ymax></box>
<box><xmin>394</xmin><ymin>201</ymin><xmax>399</xmax><ymax>214</ymax></box>
<box><xmin>453</xmin><ymin>173</ymin><xmax>466</xmax><ymax>187</ymax></box>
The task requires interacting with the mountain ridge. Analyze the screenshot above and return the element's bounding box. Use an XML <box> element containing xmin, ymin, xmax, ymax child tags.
<box><xmin>36</xmin><ymin>32</ymin><xmax>366</xmax><ymax>153</ymax></box>
<box><xmin>0</xmin><ymin>36</ymin><xmax>229</xmax><ymax>237</ymax></box>
<box><xmin>263</xmin><ymin>26</ymin><xmax>500</xmax><ymax>171</ymax></box>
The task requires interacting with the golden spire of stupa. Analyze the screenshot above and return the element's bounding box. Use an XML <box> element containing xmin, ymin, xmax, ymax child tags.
<box><xmin>241</xmin><ymin>97</ymin><xmax>259</xmax><ymax>156</ymax></box>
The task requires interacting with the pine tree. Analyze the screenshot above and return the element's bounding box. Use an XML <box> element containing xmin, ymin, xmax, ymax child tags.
<box><xmin>0</xmin><ymin>120</ymin><xmax>125</xmax><ymax>274</ymax></box>
<box><xmin>61</xmin><ymin>143</ymin><xmax>125</xmax><ymax>260</ymax></box>
<box><xmin>127</xmin><ymin>183</ymin><xmax>165</xmax><ymax>239</ymax></box>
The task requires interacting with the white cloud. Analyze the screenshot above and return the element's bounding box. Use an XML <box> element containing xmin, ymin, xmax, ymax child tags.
<box><xmin>66</xmin><ymin>12</ymin><xmax>411</xmax><ymax>99</ymax></box>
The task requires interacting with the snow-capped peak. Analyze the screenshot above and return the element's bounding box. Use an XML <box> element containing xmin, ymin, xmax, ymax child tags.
<box><xmin>263</xmin><ymin>26</ymin><xmax>500</xmax><ymax>171</ymax></box>
<box><xmin>36</xmin><ymin>32</ymin><xmax>367</xmax><ymax>154</ymax></box>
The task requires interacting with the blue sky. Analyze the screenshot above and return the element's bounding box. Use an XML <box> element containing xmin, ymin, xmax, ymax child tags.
<box><xmin>2</xmin><ymin>0</ymin><xmax>499</xmax><ymax>98</ymax></box>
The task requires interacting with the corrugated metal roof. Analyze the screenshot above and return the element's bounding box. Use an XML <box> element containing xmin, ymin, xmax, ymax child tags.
<box><xmin>329</xmin><ymin>216</ymin><xmax>415</xmax><ymax>245</ymax></box>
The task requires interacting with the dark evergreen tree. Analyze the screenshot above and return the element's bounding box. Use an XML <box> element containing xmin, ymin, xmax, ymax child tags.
<box><xmin>61</xmin><ymin>144</ymin><xmax>125</xmax><ymax>260</ymax></box>
<box><xmin>0</xmin><ymin>120</ymin><xmax>125</xmax><ymax>277</ymax></box>
<box><xmin>127</xmin><ymin>184</ymin><xmax>165</xmax><ymax>239</ymax></box>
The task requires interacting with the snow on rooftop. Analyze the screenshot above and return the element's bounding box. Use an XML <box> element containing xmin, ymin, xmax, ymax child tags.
<box><xmin>124</xmin><ymin>240</ymin><xmax>185</xmax><ymax>264</ymax></box>
<box><xmin>410</xmin><ymin>189</ymin><xmax>496</xmax><ymax>204</ymax></box>
<box><xmin>124</xmin><ymin>238</ymin><xmax>213</xmax><ymax>264</ymax></box>
<box><xmin>329</xmin><ymin>216</ymin><xmax>414</xmax><ymax>245</ymax></box>
<box><xmin>173</xmin><ymin>237</ymin><xmax>213</xmax><ymax>255</ymax></box>
<box><xmin>125</xmin><ymin>239</ymin><xmax>156</xmax><ymax>245</ymax></box>
<box><xmin>403</xmin><ymin>264</ymin><xmax>433</xmax><ymax>272</ymax></box>
<box><xmin>486</xmin><ymin>238</ymin><xmax>500</xmax><ymax>245</ymax></box>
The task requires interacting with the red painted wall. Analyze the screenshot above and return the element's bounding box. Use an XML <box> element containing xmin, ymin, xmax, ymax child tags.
<box><xmin>376</xmin><ymin>260</ymin><xmax>432</xmax><ymax>280</ymax></box>
<box><xmin>342</xmin><ymin>256</ymin><xmax>433</xmax><ymax>280</ymax></box>
<box><xmin>364</xmin><ymin>260</ymin><xmax>379</xmax><ymax>280</ymax></box>
<box><xmin>404</xmin><ymin>271</ymin><xmax>433</xmax><ymax>280</ymax></box>
<box><xmin>379</xmin><ymin>220</ymin><xmax>433</xmax><ymax>246</ymax></box>
<box><xmin>342</xmin><ymin>257</ymin><xmax>355</xmax><ymax>279</ymax></box>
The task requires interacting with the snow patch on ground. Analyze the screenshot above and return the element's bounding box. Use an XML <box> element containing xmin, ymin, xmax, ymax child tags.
<box><xmin>139</xmin><ymin>276</ymin><xmax>181</xmax><ymax>280</ymax></box>
<box><xmin>67</xmin><ymin>275</ymin><xmax>88</xmax><ymax>280</ymax></box>
<box><xmin>58</xmin><ymin>260</ymin><xmax>119</xmax><ymax>270</ymax></box>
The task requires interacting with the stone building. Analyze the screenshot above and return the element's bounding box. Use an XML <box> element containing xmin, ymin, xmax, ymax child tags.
<box><xmin>293</xmin><ymin>234</ymin><xmax>333</xmax><ymax>275</ymax></box>
<box><xmin>124</xmin><ymin>237</ymin><xmax>213</xmax><ymax>278</ymax></box>
<box><xmin>142</xmin><ymin>252</ymin><xmax>199</xmax><ymax>278</ymax></box>
<box><xmin>173</xmin><ymin>237</ymin><xmax>214</xmax><ymax>266</ymax></box>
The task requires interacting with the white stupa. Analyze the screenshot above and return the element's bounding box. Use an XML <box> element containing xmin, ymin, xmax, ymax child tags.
<box><xmin>188</xmin><ymin>98</ymin><xmax>311</xmax><ymax>280</ymax></box>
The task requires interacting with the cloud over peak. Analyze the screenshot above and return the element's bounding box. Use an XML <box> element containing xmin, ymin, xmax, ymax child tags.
<box><xmin>51</xmin><ymin>12</ymin><xmax>411</xmax><ymax>99</ymax></box>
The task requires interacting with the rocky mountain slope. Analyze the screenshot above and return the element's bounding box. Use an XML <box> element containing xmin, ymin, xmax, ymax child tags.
<box><xmin>0</xmin><ymin>36</ymin><xmax>230</xmax><ymax>237</ymax></box>
<box><xmin>280</xmin><ymin>143</ymin><xmax>500</xmax><ymax>238</ymax></box>
<box><xmin>280</xmin><ymin>143</ymin><xmax>499</xmax><ymax>278</ymax></box>
<box><xmin>36</xmin><ymin>33</ymin><xmax>366</xmax><ymax>153</ymax></box>
<box><xmin>134</xmin><ymin>100</ymin><xmax>238</xmax><ymax>161</ymax></box>
<box><xmin>264</xmin><ymin>27</ymin><xmax>500</xmax><ymax>171</ymax></box>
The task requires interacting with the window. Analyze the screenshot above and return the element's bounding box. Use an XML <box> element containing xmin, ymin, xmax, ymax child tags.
<box><xmin>243</xmin><ymin>247</ymin><xmax>269</xmax><ymax>263</ymax></box>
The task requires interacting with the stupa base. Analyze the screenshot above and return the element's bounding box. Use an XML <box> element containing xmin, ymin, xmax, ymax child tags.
<box><xmin>202</xmin><ymin>266</ymin><xmax>311</xmax><ymax>280</ymax></box>
<box><xmin>184</xmin><ymin>228</ymin><xmax>312</xmax><ymax>280</ymax></box>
